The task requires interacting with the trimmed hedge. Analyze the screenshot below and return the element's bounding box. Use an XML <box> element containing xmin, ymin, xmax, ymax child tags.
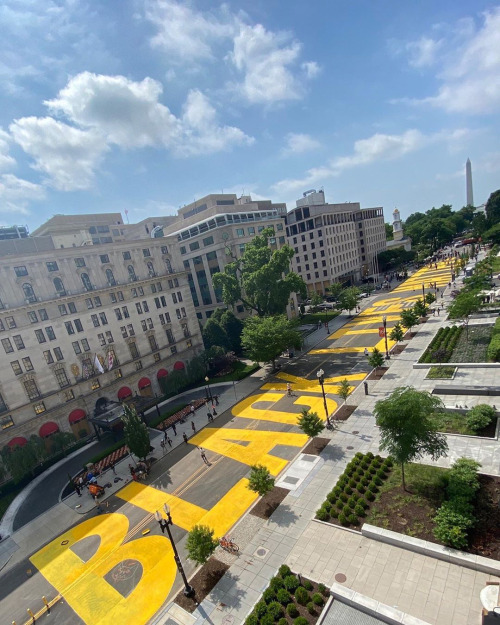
<box><xmin>487</xmin><ymin>317</ymin><xmax>500</xmax><ymax>362</ymax></box>
<box><xmin>419</xmin><ymin>325</ymin><xmax>463</xmax><ymax>363</ymax></box>
<box><xmin>316</xmin><ymin>453</ymin><xmax>392</xmax><ymax>527</ymax></box>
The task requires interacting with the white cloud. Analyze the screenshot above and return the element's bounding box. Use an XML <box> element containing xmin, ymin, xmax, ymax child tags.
<box><xmin>283</xmin><ymin>133</ymin><xmax>320</xmax><ymax>155</ymax></box>
<box><xmin>404</xmin><ymin>8</ymin><xmax>500</xmax><ymax>114</ymax></box>
<box><xmin>230</xmin><ymin>23</ymin><xmax>304</xmax><ymax>104</ymax></box>
<box><xmin>301</xmin><ymin>61</ymin><xmax>321</xmax><ymax>79</ymax></box>
<box><xmin>273</xmin><ymin>128</ymin><xmax>467</xmax><ymax>194</ymax></box>
<box><xmin>143</xmin><ymin>0</ymin><xmax>234</xmax><ymax>62</ymax></box>
<box><xmin>0</xmin><ymin>129</ymin><xmax>16</xmax><ymax>171</ymax></box>
<box><xmin>406</xmin><ymin>36</ymin><xmax>443</xmax><ymax>68</ymax></box>
<box><xmin>0</xmin><ymin>174</ymin><xmax>45</xmax><ymax>215</ymax></box>
<box><xmin>9</xmin><ymin>116</ymin><xmax>109</xmax><ymax>191</ymax></box>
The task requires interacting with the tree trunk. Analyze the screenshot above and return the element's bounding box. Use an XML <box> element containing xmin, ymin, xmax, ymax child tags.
<box><xmin>401</xmin><ymin>462</ymin><xmax>406</xmax><ymax>491</ymax></box>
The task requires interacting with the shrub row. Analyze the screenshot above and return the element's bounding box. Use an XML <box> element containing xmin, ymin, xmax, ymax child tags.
<box><xmin>315</xmin><ymin>452</ymin><xmax>393</xmax><ymax>527</ymax></box>
<box><xmin>465</xmin><ymin>404</ymin><xmax>496</xmax><ymax>433</ymax></box>
<box><xmin>419</xmin><ymin>326</ymin><xmax>463</xmax><ymax>363</ymax></box>
<box><xmin>245</xmin><ymin>565</ymin><xmax>327</xmax><ymax>625</ymax></box>
<box><xmin>433</xmin><ymin>457</ymin><xmax>481</xmax><ymax>550</ymax></box>
<box><xmin>487</xmin><ymin>317</ymin><xmax>500</xmax><ymax>362</ymax></box>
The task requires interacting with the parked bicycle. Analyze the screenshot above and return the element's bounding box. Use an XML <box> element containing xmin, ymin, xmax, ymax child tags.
<box><xmin>219</xmin><ymin>536</ymin><xmax>239</xmax><ymax>553</ymax></box>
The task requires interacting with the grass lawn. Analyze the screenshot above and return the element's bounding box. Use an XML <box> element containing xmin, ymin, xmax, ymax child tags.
<box><xmin>426</xmin><ymin>366</ymin><xmax>456</xmax><ymax>379</ymax></box>
<box><xmin>299</xmin><ymin>310</ymin><xmax>340</xmax><ymax>325</ymax></box>
<box><xmin>430</xmin><ymin>411</ymin><xmax>474</xmax><ymax>435</ymax></box>
<box><xmin>450</xmin><ymin>325</ymin><xmax>493</xmax><ymax>362</ymax></box>
<box><xmin>210</xmin><ymin>361</ymin><xmax>259</xmax><ymax>383</ymax></box>
<box><xmin>365</xmin><ymin>463</ymin><xmax>447</xmax><ymax>541</ymax></box>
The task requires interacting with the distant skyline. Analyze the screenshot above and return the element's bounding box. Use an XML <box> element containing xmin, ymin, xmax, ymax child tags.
<box><xmin>1</xmin><ymin>1</ymin><xmax>499</xmax><ymax>229</ymax></box>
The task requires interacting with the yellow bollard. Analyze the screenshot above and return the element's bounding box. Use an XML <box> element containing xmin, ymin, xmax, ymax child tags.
<box><xmin>27</xmin><ymin>607</ymin><xmax>35</xmax><ymax>622</ymax></box>
<box><xmin>42</xmin><ymin>596</ymin><xmax>50</xmax><ymax>614</ymax></box>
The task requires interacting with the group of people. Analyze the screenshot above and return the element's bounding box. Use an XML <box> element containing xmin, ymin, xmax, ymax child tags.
<box><xmin>128</xmin><ymin>461</ymin><xmax>150</xmax><ymax>481</ymax></box>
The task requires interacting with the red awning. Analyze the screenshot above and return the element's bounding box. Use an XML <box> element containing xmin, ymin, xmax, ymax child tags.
<box><xmin>7</xmin><ymin>437</ymin><xmax>28</xmax><ymax>449</ymax></box>
<box><xmin>69</xmin><ymin>409</ymin><xmax>86</xmax><ymax>425</ymax></box>
<box><xmin>157</xmin><ymin>369</ymin><xmax>168</xmax><ymax>379</ymax></box>
<box><xmin>138</xmin><ymin>377</ymin><xmax>151</xmax><ymax>390</ymax></box>
<box><xmin>39</xmin><ymin>422</ymin><xmax>59</xmax><ymax>438</ymax></box>
<box><xmin>173</xmin><ymin>361</ymin><xmax>185</xmax><ymax>371</ymax></box>
<box><xmin>117</xmin><ymin>386</ymin><xmax>133</xmax><ymax>400</ymax></box>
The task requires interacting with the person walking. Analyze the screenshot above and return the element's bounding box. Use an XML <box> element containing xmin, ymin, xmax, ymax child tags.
<box><xmin>286</xmin><ymin>382</ymin><xmax>292</xmax><ymax>397</ymax></box>
<box><xmin>212</xmin><ymin>404</ymin><xmax>217</xmax><ymax>417</ymax></box>
<box><xmin>190</xmin><ymin>404</ymin><xmax>195</xmax><ymax>417</ymax></box>
<box><xmin>166</xmin><ymin>435</ymin><xmax>172</xmax><ymax>447</ymax></box>
<box><xmin>109</xmin><ymin>462</ymin><xmax>116</xmax><ymax>475</ymax></box>
<box><xmin>160</xmin><ymin>439</ymin><xmax>166</xmax><ymax>455</ymax></box>
<box><xmin>364</xmin><ymin>348</ymin><xmax>369</xmax><ymax>357</ymax></box>
<box><xmin>74</xmin><ymin>479</ymin><xmax>82</xmax><ymax>497</ymax></box>
<box><xmin>191</xmin><ymin>420</ymin><xmax>196</xmax><ymax>433</ymax></box>
<box><xmin>172</xmin><ymin>423</ymin><xmax>177</xmax><ymax>436</ymax></box>
<box><xmin>198</xmin><ymin>447</ymin><xmax>210</xmax><ymax>465</ymax></box>
<box><xmin>214</xmin><ymin>395</ymin><xmax>219</xmax><ymax>406</ymax></box>
<box><xmin>183</xmin><ymin>432</ymin><xmax>188</xmax><ymax>444</ymax></box>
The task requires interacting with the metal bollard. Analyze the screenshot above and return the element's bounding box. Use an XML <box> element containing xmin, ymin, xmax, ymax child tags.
<box><xmin>364</xmin><ymin>381</ymin><xmax>369</xmax><ymax>395</ymax></box>
<box><xmin>27</xmin><ymin>607</ymin><xmax>35</xmax><ymax>623</ymax></box>
<box><xmin>42</xmin><ymin>596</ymin><xmax>50</xmax><ymax>614</ymax></box>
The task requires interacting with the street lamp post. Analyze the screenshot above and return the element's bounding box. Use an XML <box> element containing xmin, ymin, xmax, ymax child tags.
<box><xmin>421</xmin><ymin>283</ymin><xmax>425</xmax><ymax>300</ymax></box>
<box><xmin>316</xmin><ymin>369</ymin><xmax>331</xmax><ymax>427</ymax></box>
<box><xmin>204</xmin><ymin>376</ymin><xmax>213</xmax><ymax>402</ymax></box>
<box><xmin>155</xmin><ymin>504</ymin><xmax>195</xmax><ymax>597</ymax></box>
<box><xmin>382</xmin><ymin>315</ymin><xmax>390</xmax><ymax>360</ymax></box>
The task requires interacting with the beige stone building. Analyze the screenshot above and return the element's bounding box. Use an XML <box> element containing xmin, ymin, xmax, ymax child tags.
<box><xmin>0</xmin><ymin>223</ymin><xmax>202</xmax><ymax>450</ymax></box>
<box><xmin>286</xmin><ymin>190</ymin><xmax>386</xmax><ymax>294</ymax></box>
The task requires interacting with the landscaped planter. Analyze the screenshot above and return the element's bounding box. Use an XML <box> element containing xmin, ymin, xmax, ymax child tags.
<box><xmin>244</xmin><ymin>565</ymin><xmax>329</xmax><ymax>625</ymax></box>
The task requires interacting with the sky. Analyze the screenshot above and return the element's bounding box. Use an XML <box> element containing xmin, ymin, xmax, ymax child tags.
<box><xmin>0</xmin><ymin>0</ymin><xmax>499</xmax><ymax>229</ymax></box>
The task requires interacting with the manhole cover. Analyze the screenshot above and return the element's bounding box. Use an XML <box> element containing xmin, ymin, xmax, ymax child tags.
<box><xmin>352</xmin><ymin>431</ymin><xmax>359</xmax><ymax>435</ymax></box>
<box><xmin>335</xmin><ymin>573</ymin><xmax>347</xmax><ymax>583</ymax></box>
<box><xmin>302</xmin><ymin>454</ymin><xmax>316</xmax><ymax>462</ymax></box>
<box><xmin>254</xmin><ymin>547</ymin><xmax>269</xmax><ymax>559</ymax></box>
<box><xmin>283</xmin><ymin>476</ymin><xmax>299</xmax><ymax>485</ymax></box>
<box><xmin>346</xmin><ymin>446</ymin><xmax>354</xmax><ymax>450</ymax></box>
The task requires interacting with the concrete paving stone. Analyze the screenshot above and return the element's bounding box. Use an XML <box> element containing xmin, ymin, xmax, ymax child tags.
<box><xmin>247</xmin><ymin>574</ymin><xmax>270</xmax><ymax>593</ymax></box>
<box><xmin>266</xmin><ymin>552</ymin><xmax>287</xmax><ymax>569</ymax></box>
<box><xmin>256</xmin><ymin>563</ymin><xmax>278</xmax><ymax>580</ymax></box>
<box><xmin>236</xmin><ymin>570</ymin><xmax>257</xmax><ymax>587</ymax></box>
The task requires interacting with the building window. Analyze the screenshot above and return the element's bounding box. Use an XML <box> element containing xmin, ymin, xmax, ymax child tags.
<box><xmin>172</xmin><ymin>293</ymin><xmax>177</xmax><ymax>304</ymax></box>
<box><xmin>170</xmin><ymin>346</ymin><xmax>177</xmax><ymax>355</ymax></box>
<box><xmin>117</xmin><ymin>291</ymin><xmax>124</xmax><ymax>301</ymax></box>
<box><xmin>142</xmin><ymin>248</ymin><xmax>151</xmax><ymax>257</ymax></box>
<box><xmin>5</xmin><ymin>316</ymin><xmax>16</xmax><ymax>329</ymax></box>
<box><xmin>147</xmin><ymin>261</ymin><xmax>155</xmax><ymax>276</ymax></box>
<box><xmin>54</xmin><ymin>347</ymin><xmax>64</xmax><ymax>360</ymax></box>
<box><xmin>85</xmin><ymin>298</ymin><xmax>94</xmax><ymax>309</ymax></box>
<box><xmin>122</xmin><ymin>306</ymin><xmax>129</xmax><ymax>318</ymax></box>
<box><xmin>0</xmin><ymin>415</ymin><xmax>14</xmax><ymax>429</ymax></box>
<box><xmin>33</xmin><ymin>401</ymin><xmax>46</xmax><ymax>415</ymax></box>
<box><xmin>44</xmin><ymin>350</ymin><xmax>54</xmax><ymax>364</ymax></box>
<box><xmin>248</xmin><ymin>227</ymin><xmax>255</xmax><ymax>235</ymax></box>
<box><xmin>127</xmin><ymin>323</ymin><xmax>135</xmax><ymax>336</ymax></box>
<box><xmin>127</xmin><ymin>265</ymin><xmax>137</xmax><ymax>281</ymax></box>
<box><xmin>75</xmin><ymin>258</ymin><xmax>86</xmax><ymax>267</ymax></box>
<box><xmin>94</xmin><ymin>296</ymin><xmax>102</xmax><ymax>307</ymax></box>
<box><xmin>141</xmin><ymin>319</ymin><xmax>147</xmax><ymax>332</ymax></box>
<box><xmin>14</xmin><ymin>266</ymin><xmax>28</xmax><ymax>277</ymax></box>
<box><xmin>161</xmin><ymin>245</ymin><xmax>168</xmax><ymax>254</ymax></box>
<box><xmin>148</xmin><ymin>335</ymin><xmax>158</xmax><ymax>351</ymax></box>
<box><xmin>203</xmin><ymin>236</ymin><xmax>214</xmax><ymax>246</ymax></box>
<box><xmin>81</xmin><ymin>273</ymin><xmax>92</xmax><ymax>291</ymax></box>
<box><xmin>74</xmin><ymin>319</ymin><xmax>83</xmax><ymax>333</ymax></box>
<box><xmin>55</xmin><ymin>367</ymin><xmax>70</xmax><ymax>388</ymax></box>
<box><xmin>90</xmin><ymin>379</ymin><xmax>100</xmax><ymax>390</ymax></box>
<box><xmin>23</xmin><ymin>283</ymin><xmax>37</xmax><ymax>303</ymax></box>
<box><xmin>24</xmin><ymin>379</ymin><xmax>40</xmax><ymax>400</ymax></box>
<box><xmin>39</xmin><ymin>309</ymin><xmax>48</xmax><ymax>321</ymax></box>
<box><xmin>147</xmin><ymin>317</ymin><xmax>153</xmax><ymax>329</ymax></box>
<box><xmin>136</xmin><ymin>302</ymin><xmax>143</xmax><ymax>314</ymax></box>
<box><xmin>81</xmin><ymin>339</ymin><xmax>90</xmax><ymax>352</ymax></box>
<box><xmin>100</xmin><ymin>254</ymin><xmax>110</xmax><ymax>264</ymax></box>
<box><xmin>138</xmin><ymin>286</ymin><xmax>144</xmax><ymax>296</ymax></box>
<box><xmin>180</xmin><ymin>246</ymin><xmax>186</xmax><ymax>255</ymax></box>
<box><xmin>59</xmin><ymin>304</ymin><xmax>68</xmax><ymax>316</ymax></box>
<box><xmin>181</xmin><ymin>323</ymin><xmax>190</xmax><ymax>338</ymax></box>
<box><xmin>105</xmin><ymin>268</ymin><xmax>116</xmax><ymax>286</ymax></box>
<box><xmin>121</xmin><ymin>326</ymin><xmax>127</xmax><ymax>338</ymax></box>
<box><xmin>128</xmin><ymin>342</ymin><xmax>140</xmax><ymax>359</ymax></box>
<box><xmin>105</xmin><ymin>330</ymin><xmax>113</xmax><ymax>343</ymax></box>
<box><xmin>22</xmin><ymin>357</ymin><xmax>33</xmax><ymax>371</ymax></box>
<box><xmin>154</xmin><ymin>352</ymin><xmax>161</xmax><ymax>362</ymax></box>
<box><xmin>63</xmin><ymin>389</ymin><xmax>75</xmax><ymax>402</ymax></box>
<box><xmin>46</xmin><ymin>326</ymin><xmax>56</xmax><ymax>340</ymax></box>
<box><xmin>123</xmin><ymin>251</ymin><xmax>131</xmax><ymax>261</ymax></box>
<box><xmin>73</xmin><ymin>341</ymin><xmax>82</xmax><ymax>354</ymax></box>
<box><xmin>165</xmin><ymin>328</ymin><xmax>174</xmax><ymax>344</ymax></box>
<box><xmin>68</xmin><ymin>302</ymin><xmax>77</xmax><ymax>314</ymax></box>
<box><xmin>91</xmin><ymin>314</ymin><xmax>100</xmax><ymax>327</ymax></box>
<box><xmin>135</xmin><ymin>360</ymin><xmax>143</xmax><ymax>371</ymax></box>
<box><xmin>131</xmin><ymin>288</ymin><xmax>137</xmax><ymax>298</ymax></box>
<box><xmin>53</xmin><ymin>277</ymin><xmax>66</xmax><ymax>295</ymax></box>
<box><xmin>64</xmin><ymin>322</ymin><xmax>74</xmax><ymax>335</ymax></box>
<box><xmin>114</xmin><ymin>368</ymin><xmax>122</xmax><ymax>379</ymax></box>
<box><xmin>186</xmin><ymin>339</ymin><xmax>192</xmax><ymax>348</ymax></box>
<box><xmin>11</xmin><ymin>361</ymin><xmax>22</xmax><ymax>375</ymax></box>
<box><xmin>97</xmin><ymin>333</ymin><xmax>106</xmax><ymax>347</ymax></box>
<box><xmin>2</xmin><ymin>338</ymin><xmax>13</xmax><ymax>353</ymax></box>
<box><xmin>189</xmin><ymin>241</ymin><xmax>200</xmax><ymax>251</ymax></box>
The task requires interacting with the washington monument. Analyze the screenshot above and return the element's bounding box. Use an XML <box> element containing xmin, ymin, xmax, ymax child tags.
<box><xmin>466</xmin><ymin>158</ymin><xmax>474</xmax><ymax>207</ymax></box>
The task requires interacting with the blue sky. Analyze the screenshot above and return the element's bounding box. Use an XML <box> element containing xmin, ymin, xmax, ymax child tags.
<box><xmin>1</xmin><ymin>0</ymin><xmax>499</xmax><ymax>228</ymax></box>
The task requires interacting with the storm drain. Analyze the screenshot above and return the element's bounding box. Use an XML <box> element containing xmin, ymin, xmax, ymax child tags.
<box><xmin>253</xmin><ymin>547</ymin><xmax>269</xmax><ymax>559</ymax></box>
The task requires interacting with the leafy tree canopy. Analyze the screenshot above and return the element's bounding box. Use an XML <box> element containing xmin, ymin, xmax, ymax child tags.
<box><xmin>337</xmin><ymin>379</ymin><xmax>353</xmax><ymax>403</ymax></box>
<box><xmin>377</xmin><ymin>248</ymin><xmax>416</xmax><ymax>272</ymax></box>
<box><xmin>186</xmin><ymin>525</ymin><xmax>218</xmax><ymax>565</ymax></box>
<box><xmin>241</xmin><ymin>315</ymin><xmax>302</xmax><ymax>368</ymax></box>
<box><xmin>367</xmin><ymin>347</ymin><xmax>385</xmax><ymax>369</ymax></box>
<box><xmin>338</xmin><ymin>286</ymin><xmax>361</xmax><ymax>313</ymax></box>
<box><xmin>212</xmin><ymin>228</ymin><xmax>307</xmax><ymax>317</ymax></box>
<box><xmin>447</xmin><ymin>291</ymin><xmax>482</xmax><ymax>339</ymax></box>
<box><xmin>248</xmin><ymin>464</ymin><xmax>275</xmax><ymax>497</ymax></box>
<box><xmin>297</xmin><ymin>409</ymin><xmax>325</xmax><ymax>437</ymax></box>
<box><xmin>389</xmin><ymin>323</ymin><xmax>405</xmax><ymax>343</ymax></box>
<box><xmin>122</xmin><ymin>404</ymin><xmax>150</xmax><ymax>460</ymax></box>
<box><xmin>485</xmin><ymin>189</ymin><xmax>500</xmax><ymax>226</ymax></box>
<box><xmin>374</xmin><ymin>387</ymin><xmax>448</xmax><ymax>489</ymax></box>
<box><xmin>400</xmin><ymin>308</ymin><xmax>419</xmax><ymax>332</ymax></box>
<box><xmin>202</xmin><ymin>317</ymin><xmax>230</xmax><ymax>351</ymax></box>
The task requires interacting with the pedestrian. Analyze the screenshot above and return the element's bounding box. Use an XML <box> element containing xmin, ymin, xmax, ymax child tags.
<box><xmin>183</xmin><ymin>432</ymin><xmax>188</xmax><ymax>444</ymax></box>
<box><xmin>110</xmin><ymin>462</ymin><xmax>116</xmax><ymax>475</ymax></box>
<box><xmin>199</xmin><ymin>447</ymin><xmax>210</xmax><ymax>465</ymax></box>
<box><xmin>437</xmin><ymin>308</ymin><xmax>440</xmax><ymax>316</ymax></box>
<box><xmin>160</xmin><ymin>439</ymin><xmax>166</xmax><ymax>454</ymax></box>
<box><xmin>317</xmin><ymin>320</ymin><xmax>321</xmax><ymax>330</ymax></box>
<box><xmin>74</xmin><ymin>480</ymin><xmax>82</xmax><ymax>497</ymax></box>
<box><xmin>191</xmin><ymin>420</ymin><xmax>196</xmax><ymax>433</ymax></box>
<box><xmin>207</xmin><ymin>410</ymin><xmax>213</xmax><ymax>422</ymax></box>
<box><xmin>364</xmin><ymin>348</ymin><xmax>369</xmax><ymax>357</ymax></box>
<box><xmin>212</xmin><ymin>404</ymin><xmax>217</xmax><ymax>417</ymax></box>
<box><xmin>95</xmin><ymin>496</ymin><xmax>104</xmax><ymax>514</ymax></box>
<box><xmin>190</xmin><ymin>404</ymin><xmax>195</xmax><ymax>417</ymax></box>
<box><xmin>166</xmin><ymin>435</ymin><xmax>172</xmax><ymax>447</ymax></box>
<box><xmin>214</xmin><ymin>394</ymin><xmax>219</xmax><ymax>406</ymax></box>
<box><xmin>172</xmin><ymin>423</ymin><xmax>177</xmax><ymax>436</ymax></box>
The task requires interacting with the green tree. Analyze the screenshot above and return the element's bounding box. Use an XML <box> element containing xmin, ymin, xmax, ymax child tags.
<box><xmin>367</xmin><ymin>347</ymin><xmax>385</xmax><ymax>371</ymax></box>
<box><xmin>50</xmin><ymin>431</ymin><xmax>76</xmax><ymax>455</ymax></box>
<box><xmin>338</xmin><ymin>286</ymin><xmax>361</xmax><ymax>314</ymax></box>
<box><xmin>377</xmin><ymin>249</ymin><xmax>416</xmax><ymax>272</ymax></box>
<box><xmin>447</xmin><ymin>291</ymin><xmax>482</xmax><ymax>340</ymax></box>
<box><xmin>247</xmin><ymin>464</ymin><xmax>275</xmax><ymax>497</ymax></box>
<box><xmin>425</xmin><ymin>292</ymin><xmax>436</xmax><ymax>305</ymax></box>
<box><xmin>187</xmin><ymin>355</ymin><xmax>206</xmax><ymax>385</ymax></box>
<box><xmin>337</xmin><ymin>379</ymin><xmax>352</xmax><ymax>404</ymax></box>
<box><xmin>485</xmin><ymin>189</ymin><xmax>500</xmax><ymax>226</ymax></box>
<box><xmin>159</xmin><ymin>368</ymin><xmax>187</xmax><ymax>395</ymax></box>
<box><xmin>374</xmin><ymin>387</ymin><xmax>448</xmax><ymax>490</ymax></box>
<box><xmin>400</xmin><ymin>309</ymin><xmax>419</xmax><ymax>335</ymax></box>
<box><xmin>212</xmin><ymin>228</ymin><xmax>307</xmax><ymax>317</ymax></box>
<box><xmin>325</xmin><ymin>282</ymin><xmax>344</xmax><ymax>301</ymax></box>
<box><xmin>202</xmin><ymin>317</ymin><xmax>230</xmax><ymax>350</ymax></box>
<box><xmin>185</xmin><ymin>525</ymin><xmax>218</xmax><ymax>565</ymax></box>
<box><xmin>241</xmin><ymin>315</ymin><xmax>301</xmax><ymax>369</ymax></box>
<box><xmin>122</xmin><ymin>404</ymin><xmax>150</xmax><ymax>461</ymax></box>
<box><xmin>385</xmin><ymin>223</ymin><xmax>393</xmax><ymax>240</ymax></box>
<box><xmin>389</xmin><ymin>323</ymin><xmax>405</xmax><ymax>343</ymax></box>
<box><xmin>310</xmin><ymin>293</ymin><xmax>323</xmax><ymax>310</ymax></box>
<box><xmin>219</xmin><ymin>310</ymin><xmax>244</xmax><ymax>353</ymax></box>
<box><xmin>297</xmin><ymin>409</ymin><xmax>325</xmax><ymax>437</ymax></box>
<box><xmin>413</xmin><ymin>298</ymin><xmax>429</xmax><ymax>318</ymax></box>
